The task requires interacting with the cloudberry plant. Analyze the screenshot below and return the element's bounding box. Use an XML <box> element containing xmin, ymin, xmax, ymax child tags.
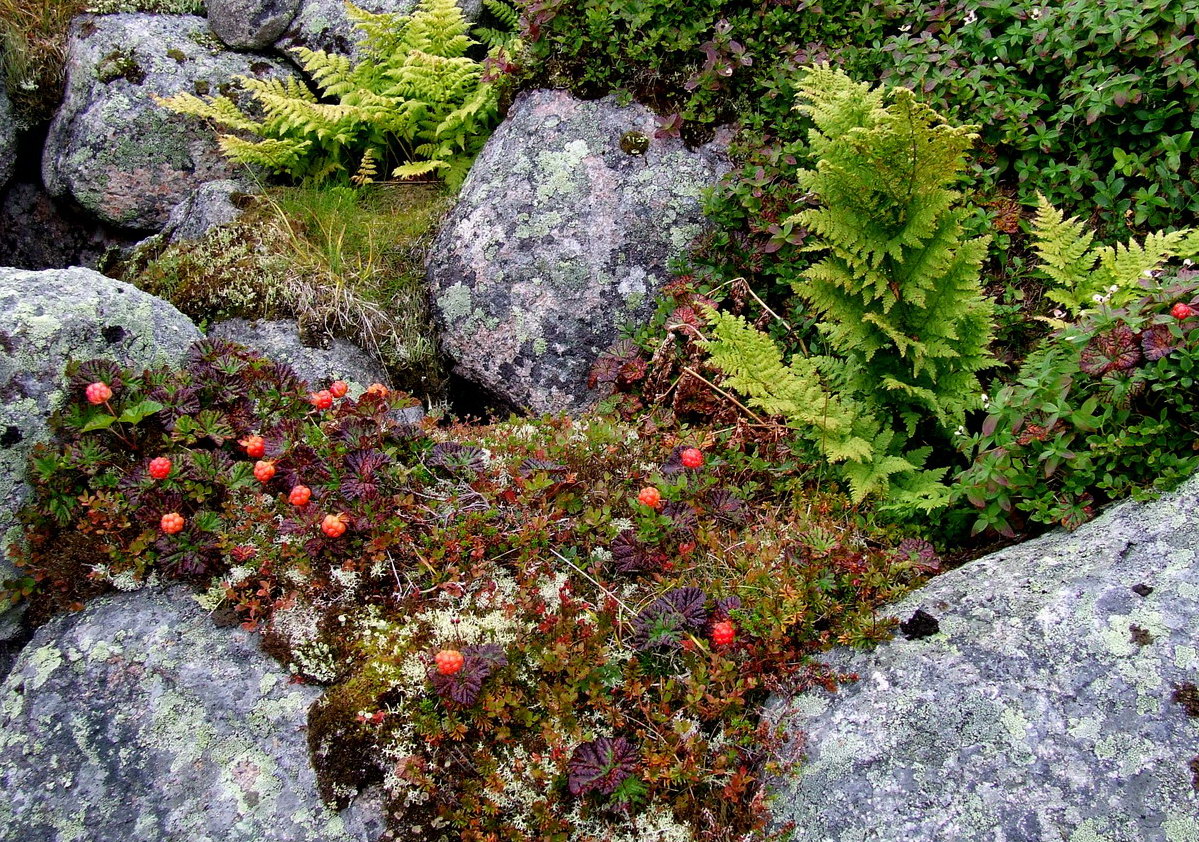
<box><xmin>7</xmin><ymin>341</ymin><xmax>930</xmax><ymax>841</ymax></box>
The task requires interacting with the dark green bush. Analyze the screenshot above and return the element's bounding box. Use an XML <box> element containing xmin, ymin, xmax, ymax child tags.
<box><xmin>520</xmin><ymin>0</ymin><xmax>879</xmax><ymax>135</ymax></box>
<box><xmin>868</xmin><ymin>0</ymin><xmax>1199</xmax><ymax>235</ymax></box>
<box><xmin>954</xmin><ymin>275</ymin><xmax>1199</xmax><ymax>535</ymax></box>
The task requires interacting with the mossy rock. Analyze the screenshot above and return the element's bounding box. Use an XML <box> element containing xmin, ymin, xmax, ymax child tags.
<box><xmin>426</xmin><ymin>89</ymin><xmax>731</xmax><ymax>414</ymax></box>
<box><xmin>42</xmin><ymin>14</ymin><xmax>296</xmax><ymax>232</ymax></box>
<box><xmin>768</xmin><ymin>471</ymin><xmax>1199</xmax><ymax>841</ymax></box>
<box><xmin>0</xmin><ymin>586</ymin><xmax>384</xmax><ymax>840</ymax></box>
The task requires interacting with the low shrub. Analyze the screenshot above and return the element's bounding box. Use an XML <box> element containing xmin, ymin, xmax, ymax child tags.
<box><xmin>953</xmin><ymin>273</ymin><xmax>1199</xmax><ymax>536</ymax></box>
<box><xmin>519</xmin><ymin>0</ymin><xmax>878</xmax><ymax>138</ymax></box>
<box><xmin>7</xmin><ymin>339</ymin><xmax>936</xmax><ymax>841</ymax></box>
<box><xmin>870</xmin><ymin>0</ymin><xmax>1199</xmax><ymax>237</ymax></box>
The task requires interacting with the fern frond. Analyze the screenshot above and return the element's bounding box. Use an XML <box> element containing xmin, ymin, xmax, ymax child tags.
<box><xmin>156</xmin><ymin>91</ymin><xmax>263</xmax><ymax>134</ymax></box>
<box><xmin>293</xmin><ymin>47</ymin><xmax>357</xmax><ymax>97</ymax></box>
<box><xmin>158</xmin><ymin>0</ymin><xmax>500</xmax><ymax>187</ymax></box>
<box><xmin>216</xmin><ymin>135</ymin><xmax>312</xmax><ymax>173</ymax></box>
<box><xmin>1035</xmin><ymin>194</ymin><xmax>1199</xmax><ymax>314</ymax></box>
<box><xmin>351</xmin><ymin>147</ymin><xmax>379</xmax><ymax>186</ymax></box>
<box><xmin>393</xmin><ymin>158</ymin><xmax>449</xmax><ymax>179</ymax></box>
<box><xmin>703</xmin><ymin>310</ymin><xmax>860</xmax><ymax>448</ymax></box>
<box><xmin>1031</xmin><ymin>194</ymin><xmax>1096</xmax><ymax>293</ymax></box>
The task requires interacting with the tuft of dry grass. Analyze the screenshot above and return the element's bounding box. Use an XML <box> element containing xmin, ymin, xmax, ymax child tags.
<box><xmin>0</xmin><ymin>0</ymin><xmax>86</xmax><ymax>128</ymax></box>
<box><xmin>0</xmin><ymin>0</ymin><xmax>206</xmax><ymax>129</ymax></box>
<box><xmin>116</xmin><ymin>181</ymin><xmax>454</xmax><ymax>401</ymax></box>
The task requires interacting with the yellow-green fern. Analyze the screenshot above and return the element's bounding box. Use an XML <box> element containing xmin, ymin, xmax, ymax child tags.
<box><xmin>157</xmin><ymin>0</ymin><xmax>504</xmax><ymax>188</ymax></box>
<box><xmin>1033</xmin><ymin>195</ymin><xmax>1199</xmax><ymax>315</ymax></box>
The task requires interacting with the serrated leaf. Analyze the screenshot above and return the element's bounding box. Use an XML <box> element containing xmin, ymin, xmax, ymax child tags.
<box><xmin>80</xmin><ymin>414</ymin><xmax>117</xmax><ymax>433</ymax></box>
<box><xmin>117</xmin><ymin>400</ymin><xmax>164</xmax><ymax>425</ymax></box>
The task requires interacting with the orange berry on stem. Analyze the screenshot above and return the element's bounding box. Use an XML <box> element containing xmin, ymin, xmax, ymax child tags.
<box><xmin>240</xmin><ymin>435</ymin><xmax>266</xmax><ymax>459</ymax></box>
<box><xmin>711</xmin><ymin>620</ymin><xmax>735</xmax><ymax>646</ymax></box>
<box><xmin>329</xmin><ymin>380</ymin><xmax>348</xmax><ymax>398</ymax></box>
<box><xmin>681</xmin><ymin>447</ymin><xmax>704</xmax><ymax>469</ymax></box>
<box><xmin>160</xmin><ymin>512</ymin><xmax>185</xmax><ymax>534</ymax></box>
<box><xmin>253</xmin><ymin>460</ymin><xmax>276</xmax><ymax>482</ymax></box>
<box><xmin>309</xmin><ymin>390</ymin><xmax>333</xmax><ymax>410</ymax></box>
<box><xmin>288</xmin><ymin>485</ymin><xmax>312</xmax><ymax>506</ymax></box>
<box><xmin>85</xmin><ymin>382</ymin><xmax>112</xmax><ymax>405</ymax></box>
<box><xmin>321</xmin><ymin>513</ymin><xmax>347</xmax><ymax>538</ymax></box>
<box><xmin>148</xmin><ymin>457</ymin><xmax>172</xmax><ymax>480</ymax></box>
<box><xmin>1172</xmin><ymin>302</ymin><xmax>1197</xmax><ymax>320</ymax></box>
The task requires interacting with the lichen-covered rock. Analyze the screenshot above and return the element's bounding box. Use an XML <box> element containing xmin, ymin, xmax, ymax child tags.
<box><xmin>209</xmin><ymin>0</ymin><xmax>301</xmax><ymax>49</ymax></box>
<box><xmin>42</xmin><ymin>14</ymin><xmax>295</xmax><ymax>231</ymax></box>
<box><xmin>206</xmin><ymin>318</ymin><xmax>391</xmax><ymax>389</ymax></box>
<box><xmin>160</xmin><ymin>179</ymin><xmax>255</xmax><ymax>244</ymax></box>
<box><xmin>275</xmin><ymin>0</ymin><xmax>481</xmax><ymax>59</ymax></box>
<box><xmin>427</xmin><ymin>89</ymin><xmax>731</xmax><ymax>414</ymax></box>
<box><xmin>768</xmin><ymin>473</ymin><xmax>1199</xmax><ymax>841</ymax></box>
<box><xmin>0</xmin><ymin>586</ymin><xmax>381</xmax><ymax>841</ymax></box>
<box><xmin>0</xmin><ymin>83</ymin><xmax>15</xmax><ymax>192</ymax></box>
<box><xmin>0</xmin><ymin>268</ymin><xmax>201</xmax><ymax>637</ymax></box>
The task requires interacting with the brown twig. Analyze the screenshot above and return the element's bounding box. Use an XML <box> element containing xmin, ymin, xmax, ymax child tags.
<box><xmin>680</xmin><ymin>367</ymin><xmax>771</xmax><ymax>427</ymax></box>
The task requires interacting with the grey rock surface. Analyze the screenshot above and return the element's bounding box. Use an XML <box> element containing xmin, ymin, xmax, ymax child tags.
<box><xmin>0</xmin><ymin>268</ymin><xmax>201</xmax><ymax>636</ymax></box>
<box><xmin>43</xmin><ymin>14</ymin><xmax>293</xmax><ymax>231</ymax></box>
<box><xmin>209</xmin><ymin>0</ymin><xmax>301</xmax><ymax>49</ymax></box>
<box><xmin>0</xmin><ymin>586</ymin><xmax>380</xmax><ymax>841</ymax></box>
<box><xmin>427</xmin><ymin>89</ymin><xmax>731</xmax><ymax>414</ymax></box>
<box><xmin>0</xmin><ymin>181</ymin><xmax>134</xmax><ymax>270</ymax></box>
<box><xmin>275</xmin><ymin>0</ymin><xmax>481</xmax><ymax>61</ymax></box>
<box><xmin>769</xmin><ymin>472</ymin><xmax>1199</xmax><ymax>841</ymax></box>
<box><xmin>161</xmin><ymin>178</ymin><xmax>255</xmax><ymax>243</ymax></box>
<box><xmin>207</xmin><ymin>318</ymin><xmax>391</xmax><ymax>390</ymax></box>
<box><xmin>0</xmin><ymin>83</ymin><xmax>15</xmax><ymax>192</ymax></box>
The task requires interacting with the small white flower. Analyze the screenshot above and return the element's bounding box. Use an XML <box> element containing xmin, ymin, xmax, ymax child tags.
<box><xmin>899</xmin><ymin>23</ymin><xmax>911</xmax><ymax>32</ymax></box>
